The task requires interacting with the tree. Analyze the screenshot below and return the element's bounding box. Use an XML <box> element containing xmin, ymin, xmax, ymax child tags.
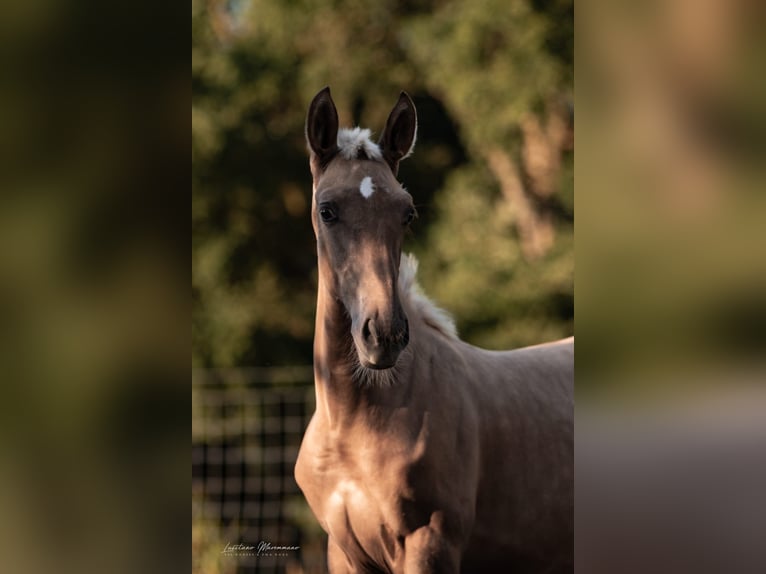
<box><xmin>192</xmin><ymin>0</ymin><xmax>573</xmax><ymax>366</ymax></box>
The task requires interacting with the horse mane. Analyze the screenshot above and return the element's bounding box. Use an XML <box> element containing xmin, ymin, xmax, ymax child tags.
<box><xmin>398</xmin><ymin>253</ymin><xmax>458</xmax><ymax>340</ymax></box>
<box><xmin>337</xmin><ymin>127</ymin><xmax>383</xmax><ymax>161</ymax></box>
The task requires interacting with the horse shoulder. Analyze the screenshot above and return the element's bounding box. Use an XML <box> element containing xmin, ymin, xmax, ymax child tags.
<box><xmin>295</xmin><ymin>415</ymin><xmax>335</xmax><ymax>528</ymax></box>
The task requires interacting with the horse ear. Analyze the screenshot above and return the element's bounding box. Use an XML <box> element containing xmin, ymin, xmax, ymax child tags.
<box><xmin>379</xmin><ymin>92</ymin><xmax>417</xmax><ymax>175</ymax></box>
<box><xmin>306</xmin><ymin>87</ymin><xmax>339</xmax><ymax>167</ymax></box>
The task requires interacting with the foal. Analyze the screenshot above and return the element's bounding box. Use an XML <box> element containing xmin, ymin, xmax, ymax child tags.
<box><xmin>295</xmin><ymin>87</ymin><xmax>573</xmax><ymax>574</ymax></box>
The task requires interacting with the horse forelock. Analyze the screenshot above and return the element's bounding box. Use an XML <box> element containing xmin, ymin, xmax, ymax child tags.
<box><xmin>398</xmin><ymin>253</ymin><xmax>458</xmax><ymax>340</ymax></box>
<box><xmin>337</xmin><ymin>127</ymin><xmax>383</xmax><ymax>161</ymax></box>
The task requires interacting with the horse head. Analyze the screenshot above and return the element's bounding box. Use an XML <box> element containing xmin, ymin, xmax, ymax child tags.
<box><xmin>306</xmin><ymin>87</ymin><xmax>418</xmax><ymax>370</ymax></box>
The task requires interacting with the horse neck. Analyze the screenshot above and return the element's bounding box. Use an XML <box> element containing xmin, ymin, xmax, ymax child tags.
<box><xmin>312</xmin><ymin>269</ymin><xmax>364</xmax><ymax>427</ymax></box>
<box><xmin>312</xmin><ymin>265</ymin><xmax>416</xmax><ymax>430</ymax></box>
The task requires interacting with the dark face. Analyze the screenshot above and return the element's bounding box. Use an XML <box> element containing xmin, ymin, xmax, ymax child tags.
<box><xmin>313</xmin><ymin>158</ymin><xmax>417</xmax><ymax>369</ymax></box>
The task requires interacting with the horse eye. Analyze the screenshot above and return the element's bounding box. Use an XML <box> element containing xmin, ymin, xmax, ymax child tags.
<box><xmin>404</xmin><ymin>208</ymin><xmax>418</xmax><ymax>226</ymax></box>
<box><xmin>319</xmin><ymin>206</ymin><xmax>337</xmax><ymax>223</ymax></box>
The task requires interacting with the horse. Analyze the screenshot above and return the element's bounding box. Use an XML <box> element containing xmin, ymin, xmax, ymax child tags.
<box><xmin>294</xmin><ymin>87</ymin><xmax>573</xmax><ymax>574</ymax></box>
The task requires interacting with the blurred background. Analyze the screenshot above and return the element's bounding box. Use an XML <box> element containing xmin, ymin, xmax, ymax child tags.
<box><xmin>577</xmin><ymin>0</ymin><xmax>766</xmax><ymax>394</ymax></box>
<box><xmin>576</xmin><ymin>1</ymin><xmax>766</xmax><ymax>573</ymax></box>
<box><xmin>0</xmin><ymin>1</ymin><xmax>186</xmax><ymax>573</ymax></box>
<box><xmin>192</xmin><ymin>1</ymin><xmax>573</xmax><ymax>572</ymax></box>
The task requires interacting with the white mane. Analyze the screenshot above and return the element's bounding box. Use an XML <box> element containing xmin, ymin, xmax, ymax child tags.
<box><xmin>337</xmin><ymin>127</ymin><xmax>383</xmax><ymax>160</ymax></box>
<box><xmin>398</xmin><ymin>253</ymin><xmax>458</xmax><ymax>340</ymax></box>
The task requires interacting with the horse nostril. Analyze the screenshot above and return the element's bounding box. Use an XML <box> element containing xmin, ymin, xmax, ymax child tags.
<box><xmin>362</xmin><ymin>318</ymin><xmax>379</xmax><ymax>345</ymax></box>
<box><xmin>362</xmin><ymin>319</ymin><xmax>370</xmax><ymax>342</ymax></box>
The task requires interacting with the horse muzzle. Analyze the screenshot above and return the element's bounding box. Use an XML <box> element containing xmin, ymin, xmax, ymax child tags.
<box><xmin>357</xmin><ymin>316</ymin><xmax>409</xmax><ymax>370</ymax></box>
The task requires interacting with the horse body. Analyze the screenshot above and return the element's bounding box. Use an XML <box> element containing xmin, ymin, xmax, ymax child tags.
<box><xmin>295</xmin><ymin>87</ymin><xmax>573</xmax><ymax>573</ymax></box>
<box><xmin>296</xmin><ymin>276</ymin><xmax>573</xmax><ymax>573</ymax></box>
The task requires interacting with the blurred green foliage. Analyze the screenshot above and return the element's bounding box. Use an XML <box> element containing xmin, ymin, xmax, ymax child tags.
<box><xmin>192</xmin><ymin>0</ymin><xmax>573</xmax><ymax>368</ymax></box>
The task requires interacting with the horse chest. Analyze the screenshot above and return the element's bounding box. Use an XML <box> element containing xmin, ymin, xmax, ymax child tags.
<box><xmin>325</xmin><ymin>477</ymin><xmax>379</xmax><ymax>535</ymax></box>
<box><xmin>297</xmin><ymin>434</ymin><xmax>414</xmax><ymax>567</ymax></box>
<box><xmin>338</xmin><ymin>472</ymin><xmax>435</xmax><ymax>571</ymax></box>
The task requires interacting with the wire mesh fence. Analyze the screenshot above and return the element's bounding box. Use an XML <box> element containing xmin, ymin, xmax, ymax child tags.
<box><xmin>192</xmin><ymin>367</ymin><xmax>328</xmax><ymax>574</ymax></box>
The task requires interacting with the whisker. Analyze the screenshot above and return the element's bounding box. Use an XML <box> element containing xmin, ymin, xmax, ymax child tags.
<box><xmin>346</xmin><ymin>340</ymin><xmax>413</xmax><ymax>389</ymax></box>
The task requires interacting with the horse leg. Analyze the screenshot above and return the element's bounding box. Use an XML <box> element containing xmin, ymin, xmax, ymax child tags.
<box><xmin>402</xmin><ymin>526</ymin><xmax>460</xmax><ymax>574</ymax></box>
<box><xmin>327</xmin><ymin>537</ymin><xmax>360</xmax><ymax>574</ymax></box>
